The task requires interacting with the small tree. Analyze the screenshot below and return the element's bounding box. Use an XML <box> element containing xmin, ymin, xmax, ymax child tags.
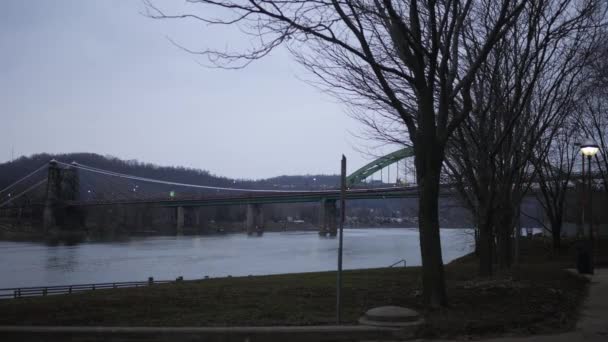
<box><xmin>532</xmin><ymin>120</ymin><xmax>580</xmax><ymax>251</ymax></box>
<box><xmin>444</xmin><ymin>0</ymin><xmax>600</xmax><ymax>274</ymax></box>
<box><xmin>578</xmin><ymin>95</ymin><xmax>608</xmax><ymax>194</ymax></box>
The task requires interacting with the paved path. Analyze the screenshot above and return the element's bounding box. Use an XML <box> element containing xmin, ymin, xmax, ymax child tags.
<box><xmin>420</xmin><ymin>269</ymin><xmax>608</xmax><ymax>342</ymax></box>
<box><xmin>575</xmin><ymin>268</ymin><xmax>608</xmax><ymax>341</ymax></box>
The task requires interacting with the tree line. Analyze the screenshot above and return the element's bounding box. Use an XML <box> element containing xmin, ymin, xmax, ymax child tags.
<box><xmin>0</xmin><ymin>152</ymin><xmax>341</xmax><ymax>194</ymax></box>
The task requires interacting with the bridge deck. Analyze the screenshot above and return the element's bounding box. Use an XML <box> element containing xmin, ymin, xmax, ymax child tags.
<box><xmin>64</xmin><ymin>186</ymin><xmax>429</xmax><ymax>208</ymax></box>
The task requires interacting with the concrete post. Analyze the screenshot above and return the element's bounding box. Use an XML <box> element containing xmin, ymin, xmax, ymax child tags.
<box><xmin>43</xmin><ymin>160</ymin><xmax>60</xmax><ymax>232</ymax></box>
<box><xmin>176</xmin><ymin>206</ymin><xmax>184</xmax><ymax>235</ymax></box>
<box><xmin>246</xmin><ymin>203</ymin><xmax>264</xmax><ymax>235</ymax></box>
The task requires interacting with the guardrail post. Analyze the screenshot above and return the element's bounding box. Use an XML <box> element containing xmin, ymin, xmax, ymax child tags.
<box><xmin>13</xmin><ymin>290</ymin><xmax>17</xmax><ymax>299</ymax></box>
<box><xmin>69</xmin><ymin>286</ymin><xmax>72</xmax><ymax>294</ymax></box>
<box><xmin>43</xmin><ymin>288</ymin><xmax>47</xmax><ymax>296</ymax></box>
<box><xmin>17</xmin><ymin>289</ymin><xmax>21</xmax><ymax>298</ymax></box>
<box><xmin>148</xmin><ymin>277</ymin><xmax>154</xmax><ymax>286</ymax></box>
<box><xmin>92</xmin><ymin>285</ymin><xmax>95</xmax><ymax>291</ymax></box>
<box><xmin>113</xmin><ymin>283</ymin><xmax>116</xmax><ymax>289</ymax></box>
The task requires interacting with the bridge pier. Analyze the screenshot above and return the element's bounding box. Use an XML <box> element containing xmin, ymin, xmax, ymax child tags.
<box><xmin>318</xmin><ymin>199</ymin><xmax>337</xmax><ymax>236</ymax></box>
<box><xmin>42</xmin><ymin>160</ymin><xmax>83</xmax><ymax>232</ymax></box>
<box><xmin>42</xmin><ymin>160</ymin><xmax>60</xmax><ymax>232</ymax></box>
<box><xmin>176</xmin><ymin>206</ymin><xmax>184</xmax><ymax>235</ymax></box>
<box><xmin>194</xmin><ymin>208</ymin><xmax>201</xmax><ymax>228</ymax></box>
<box><xmin>246</xmin><ymin>203</ymin><xmax>264</xmax><ymax>235</ymax></box>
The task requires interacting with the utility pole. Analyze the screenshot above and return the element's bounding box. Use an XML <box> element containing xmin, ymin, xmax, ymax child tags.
<box><xmin>336</xmin><ymin>155</ymin><xmax>346</xmax><ymax>324</ymax></box>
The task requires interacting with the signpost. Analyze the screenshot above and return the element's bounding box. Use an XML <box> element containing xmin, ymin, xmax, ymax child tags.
<box><xmin>336</xmin><ymin>155</ymin><xmax>346</xmax><ymax>324</ymax></box>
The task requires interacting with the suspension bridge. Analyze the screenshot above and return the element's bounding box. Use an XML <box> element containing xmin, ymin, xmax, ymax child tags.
<box><xmin>0</xmin><ymin>148</ymin><xmax>425</xmax><ymax>236</ymax></box>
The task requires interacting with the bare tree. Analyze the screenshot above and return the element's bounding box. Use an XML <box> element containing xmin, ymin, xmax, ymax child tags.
<box><xmin>444</xmin><ymin>0</ymin><xmax>600</xmax><ymax>275</ymax></box>
<box><xmin>148</xmin><ymin>0</ymin><xmax>526</xmax><ymax>307</ymax></box>
<box><xmin>145</xmin><ymin>0</ymin><xmax>526</xmax><ymax>307</ymax></box>
<box><xmin>578</xmin><ymin>94</ymin><xmax>608</xmax><ymax>194</ymax></box>
<box><xmin>531</xmin><ymin>116</ymin><xmax>581</xmax><ymax>251</ymax></box>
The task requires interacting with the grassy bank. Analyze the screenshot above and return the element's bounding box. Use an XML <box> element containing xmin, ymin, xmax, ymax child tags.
<box><xmin>0</xmin><ymin>241</ymin><xmax>589</xmax><ymax>339</ymax></box>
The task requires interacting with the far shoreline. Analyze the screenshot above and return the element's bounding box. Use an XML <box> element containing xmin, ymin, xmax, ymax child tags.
<box><xmin>0</xmin><ymin>225</ymin><xmax>473</xmax><ymax>244</ymax></box>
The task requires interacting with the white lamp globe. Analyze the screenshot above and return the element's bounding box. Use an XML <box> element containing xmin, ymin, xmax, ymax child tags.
<box><xmin>581</xmin><ymin>139</ymin><xmax>600</xmax><ymax>157</ymax></box>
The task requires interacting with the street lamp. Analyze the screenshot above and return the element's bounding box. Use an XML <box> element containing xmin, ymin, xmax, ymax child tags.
<box><xmin>579</xmin><ymin>138</ymin><xmax>599</xmax><ymax>274</ymax></box>
<box><xmin>581</xmin><ymin>139</ymin><xmax>600</xmax><ymax>158</ymax></box>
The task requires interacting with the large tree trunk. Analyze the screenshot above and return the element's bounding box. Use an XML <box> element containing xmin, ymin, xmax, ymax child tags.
<box><xmin>478</xmin><ymin>218</ymin><xmax>494</xmax><ymax>276</ymax></box>
<box><xmin>412</xmin><ymin>87</ymin><xmax>448</xmax><ymax>307</ymax></box>
<box><xmin>476</xmin><ymin>177</ymin><xmax>494</xmax><ymax>276</ymax></box>
<box><xmin>417</xmin><ymin>164</ymin><xmax>447</xmax><ymax>307</ymax></box>
<box><xmin>474</xmin><ymin>226</ymin><xmax>480</xmax><ymax>256</ymax></box>
<box><xmin>496</xmin><ymin>204</ymin><xmax>513</xmax><ymax>270</ymax></box>
<box><xmin>415</xmin><ymin>131</ymin><xmax>447</xmax><ymax>307</ymax></box>
<box><xmin>496</xmin><ymin>222</ymin><xmax>512</xmax><ymax>270</ymax></box>
<box><xmin>551</xmin><ymin>219</ymin><xmax>562</xmax><ymax>252</ymax></box>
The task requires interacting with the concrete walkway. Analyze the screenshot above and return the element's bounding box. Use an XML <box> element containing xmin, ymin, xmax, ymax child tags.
<box><xmin>424</xmin><ymin>269</ymin><xmax>608</xmax><ymax>342</ymax></box>
<box><xmin>574</xmin><ymin>268</ymin><xmax>608</xmax><ymax>341</ymax></box>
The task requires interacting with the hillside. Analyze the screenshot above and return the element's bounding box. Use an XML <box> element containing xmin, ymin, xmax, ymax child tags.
<box><xmin>0</xmin><ymin>153</ymin><xmax>340</xmax><ymax>192</ymax></box>
<box><xmin>0</xmin><ymin>153</ymin><xmax>543</xmax><ymax>229</ymax></box>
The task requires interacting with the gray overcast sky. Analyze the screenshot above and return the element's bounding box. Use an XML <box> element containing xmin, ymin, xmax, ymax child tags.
<box><xmin>0</xmin><ymin>0</ymin><xmax>388</xmax><ymax>179</ymax></box>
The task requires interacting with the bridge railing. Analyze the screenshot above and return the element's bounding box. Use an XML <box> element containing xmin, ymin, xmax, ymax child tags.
<box><xmin>388</xmin><ymin>259</ymin><xmax>407</xmax><ymax>268</ymax></box>
<box><xmin>0</xmin><ymin>278</ymin><xmax>178</xmax><ymax>300</ymax></box>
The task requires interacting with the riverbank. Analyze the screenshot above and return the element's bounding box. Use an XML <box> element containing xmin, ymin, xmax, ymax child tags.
<box><xmin>0</xmin><ymin>229</ymin><xmax>473</xmax><ymax>289</ymax></box>
<box><xmin>0</xmin><ymin>240</ymin><xmax>590</xmax><ymax>339</ymax></box>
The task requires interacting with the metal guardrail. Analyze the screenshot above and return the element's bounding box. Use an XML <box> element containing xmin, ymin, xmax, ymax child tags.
<box><xmin>0</xmin><ymin>277</ymin><xmax>180</xmax><ymax>299</ymax></box>
<box><xmin>388</xmin><ymin>259</ymin><xmax>407</xmax><ymax>268</ymax></box>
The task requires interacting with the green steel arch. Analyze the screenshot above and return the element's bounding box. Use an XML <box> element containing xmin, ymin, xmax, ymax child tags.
<box><xmin>346</xmin><ymin>147</ymin><xmax>415</xmax><ymax>187</ymax></box>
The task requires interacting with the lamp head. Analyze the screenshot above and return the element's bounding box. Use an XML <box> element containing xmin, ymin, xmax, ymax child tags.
<box><xmin>580</xmin><ymin>139</ymin><xmax>600</xmax><ymax>157</ymax></box>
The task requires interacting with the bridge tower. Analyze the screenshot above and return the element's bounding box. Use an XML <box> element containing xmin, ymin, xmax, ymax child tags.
<box><xmin>42</xmin><ymin>160</ymin><xmax>81</xmax><ymax>232</ymax></box>
<box><xmin>42</xmin><ymin>160</ymin><xmax>61</xmax><ymax>231</ymax></box>
<box><xmin>246</xmin><ymin>203</ymin><xmax>264</xmax><ymax>235</ymax></box>
<box><xmin>318</xmin><ymin>199</ymin><xmax>337</xmax><ymax>236</ymax></box>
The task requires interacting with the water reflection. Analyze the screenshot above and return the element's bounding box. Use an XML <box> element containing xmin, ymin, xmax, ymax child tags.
<box><xmin>45</xmin><ymin>246</ymin><xmax>79</xmax><ymax>273</ymax></box>
<box><xmin>0</xmin><ymin>228</ymin><xmax>473</xmax><ymax>288</ymax></box>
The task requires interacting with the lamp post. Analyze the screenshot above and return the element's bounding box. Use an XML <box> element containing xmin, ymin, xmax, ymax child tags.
<box><xmin>580</xmin><ymin>139</ymin><xmax>599</xmax><ymax>274</ymax></box>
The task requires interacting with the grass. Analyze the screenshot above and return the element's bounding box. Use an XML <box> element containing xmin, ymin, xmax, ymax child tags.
<box><xmin>0</xmin><ymin>236</ymin><xmax>592</xmax><ymax>340</ymax></box>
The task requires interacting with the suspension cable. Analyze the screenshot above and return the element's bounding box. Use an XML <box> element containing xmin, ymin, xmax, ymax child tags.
<box><xmin>0</xmin><ymin>163</ymin><xmax>48</xmax><ymax>195</ymax></box>
<box><xmin>57</xmin><ymin>161</ymin><xmax>333</xmax><ymax>193</ymax></box>
<box><xmin>0</xmin><ymin>179</ymin><xmax>47</xmax><ymax>208</ymax></box>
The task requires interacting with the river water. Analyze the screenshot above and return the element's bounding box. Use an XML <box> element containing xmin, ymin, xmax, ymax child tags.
<box><xmin>0</xmin><ymin>228</ymin><xmax>473</xmax><ymax>289</ymax></box>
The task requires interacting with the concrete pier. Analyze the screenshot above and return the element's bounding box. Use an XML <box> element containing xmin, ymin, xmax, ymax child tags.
<box><xmin>318</xmin><ymin>199</ymin><xmax>337</xmax><ymax>236</ymax></box>
<box><xmin>194</xmin><ymin>209</ymin><xmax>201</xmax><ymax>228</ymax></box>
<box><xmin>246</xmin><ymin>203</ymin><xmax>264</xmax><ymax>235</ymax></box>
<box><xmin>176</xmin><ymin>206</ymin><xmax>184</xmax><ymax>235</ymax></box>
